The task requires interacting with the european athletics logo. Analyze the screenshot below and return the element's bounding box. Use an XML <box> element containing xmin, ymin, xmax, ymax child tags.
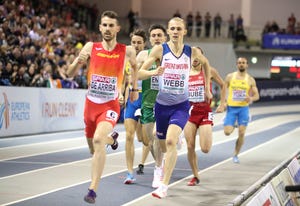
<box><xmin>0</xmin><ymin>92</ymin><xmax>10</xmax><ymax>130</ymax></box>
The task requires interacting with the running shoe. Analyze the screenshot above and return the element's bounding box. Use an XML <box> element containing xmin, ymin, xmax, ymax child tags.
<box><xmin>123</xmin><ymin>172</ymin><xmax>136</xmax><ymax>184</ymax></box>
<box><xmin>187</xmin><ymin>177</ymin><xmax>200</xmax><ymax>186</ymax></box>
<box><xmin>110</xmin><ymin>131</ymin><xmax>119</xmax><ymax>150</ymax></box>
<box><xmin>152</xmin><ymin>183</ymin><xmax>168</xmax><ymax>199</ymax></box>
<box><xmin>152</xmin><ymin>166</ymin><xmax>163</xmax><ymax>188</ymax></box>
<box><xmin>233</xmin><ymin>155</ymin><xmax>240</xmax><ymax>163</ymax></box>
<box><xmin>136</xmin><ymin>164</ymin><xmax>144</xmax><ymax>175</ymax></box>
<box><xmin>84</xmin><ymin>189</ymin><xmax>97</xmax><ymax>204</ymax></box>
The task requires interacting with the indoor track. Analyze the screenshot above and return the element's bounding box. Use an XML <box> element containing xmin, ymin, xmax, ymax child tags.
<box><xmin>0</xmin><ymin>100</ymin><xmax>299</xmax><ymax>206</ymax></box>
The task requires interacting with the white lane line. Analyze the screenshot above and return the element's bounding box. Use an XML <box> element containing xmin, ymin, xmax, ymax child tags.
<box><xmin>2</xmin><ymin>123</ymin><xmax>299</xmax><ymax>206</ymax></box>
<box><xmin>123</xmin><ymin>126</ymin><xmax>300</xmax><ymax>206</ymax></box>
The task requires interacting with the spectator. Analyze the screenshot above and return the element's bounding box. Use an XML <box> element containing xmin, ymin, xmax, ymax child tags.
<box><xmin>262</xmin><ymin>21</ymin><xmax>272</xmax><ymax>34</ymax></box>
<box><xmin>186</xmin><ymin>12</ymin><xmax>194</xmax><ymax>37</ymax></box>
<box><xmin>228</xmin><ymin>13</ymin><xmax>235</xmax><ymax>39</ymax></box>
<box><xmin>195</xmin><ymin>11</ymin><xmax>202</xmax><ymax>38</ymax></box>
<box><xmin>173</xmin><ymin>9</ymin><xmax>181</xmax><ymax>18</ymax></box>
<box><xmin>1</xmin><ymin>61</ymin><xmax>13</xmax><ymax>86</ymax></box>
<box><xmin>25</xmin><ymin>63</ymin><xmax>37</xmax><ymax>86</ymax></box>
<box><xmin>270</xmin><ymin>20</ymin><xmax>280</xmax><ymax>33</ymax></box>
<box><xmin>295</xmin><ymin>22</ymin><xmax>300</xmax><ymax>35</ymax></box>
<box><xmin>287</xmin><ymin>13</ymin><xmax>296</xmax><ymax>34</ymax></box>
<box><xmin>0</xmin><ymin>61</ymin><xmax>12</xmax><ymax>86</ymax></box>
<box><xmin>236</xmin><ymin>14</ymin><xmax>243</xmax><ymax>28</ymax></box>
<box><xmin>11</xmin><ymin>64</ymin><xmax>28</xmax><ymax>86</ymax></box>
<box><xmin>127</xmin><ymin>9</ymin><xmax>135</xmax><ymax>34</ymax></box>
<box><xmin>235</xmin><ymin>25</ymin><xmax>247</xmax><ymax>42</ymax></box>
<box><xmin>204</xmin><ymin>12</ymin><xmax>212</xmax><ymax>38</ymax></box>
<box><xmin>213</xmin><ymin>12</ymin><xmax>222</xmax><ymax>38</ymax></box>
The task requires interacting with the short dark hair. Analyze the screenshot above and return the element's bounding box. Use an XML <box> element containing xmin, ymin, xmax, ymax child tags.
<box><xmin>101</xmin><ymin>10</ymin><xmax>119</xmax><ymax>23</ymax></box>
<box><xmin>130</xmin><ymin>28</ymin><xmax>147</xmax><ymax>43</ymax></box>
<box><xmin>148</xmin><ymin>24</ymin><xmax>167</xmax><ymax>35</ymax></box>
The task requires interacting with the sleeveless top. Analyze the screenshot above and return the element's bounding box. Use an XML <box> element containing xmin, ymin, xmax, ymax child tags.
<box><xmin>156</xmin><ymin>43</ymin><xmax>191</xmax><ymax>105</ymax></box>
<box><xmin>87</xmin><ymin>42</ymin><xmax>126</xmax><ymax>104</ymax></box>
<box><xmin>227</xmin><ymin>72</ymin><xmax>251</xmax><ymax>107</ymax></box>
<box><xmin>189</xmin><ymin>69</ymin><xmax>206</xmax><ymax>103</ymax></box>
<box><xmin>141</xmin><ymin>49</ymin><xmax>159</xmax><ymax>108</ymax></box>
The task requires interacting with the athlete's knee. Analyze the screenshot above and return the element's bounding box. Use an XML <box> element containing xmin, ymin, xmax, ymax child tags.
<box><xmin>165</xmin><ymin>138</ymin><xmax>175</xmax><ymax>147</ymax></box>
<box><xmin>93</xmin><ymin>136</ymin><xmax>105</xmax><ymax>146</ymax></box>
<box><xmin>201</xmin><ymin>147</ymin><xmax>210</xmax><ymax>153</ymax></box>
<box><xmin>224</xmin><ymin>126</ymin><xmax>234</xmax><ymax>136</ymax></box>
<box><xmin>187</xmin><ymin>142</ymin><xmax>195</xmax><ymax>151</ymax></box>
<box><xmin>126</xmin><ymin>134</ymin><xmax>135</xmax><ymax>144</ymax></box>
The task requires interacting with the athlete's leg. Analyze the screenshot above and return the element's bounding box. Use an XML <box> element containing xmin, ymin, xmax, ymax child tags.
<box><xmin>162</xmin><ymin>124</ymin><xmax>182</xmax><ymax>185</ymax></box>
<box><xmin>88</xmin><ymin>121</ymin><xmax>113</xmax><ymax>191</ymax></box>
<box><xmin>199</xmin><ymin>124</ymin><xmax>213</xmax><ymax>153</ymax></box>
<box><xmin>184</xmin><ymin>121</ymin><xmax>198</xmax><ymax>179</ymax></box>
<box><xmin>124</xmin><ymin>118</ymin><xmax>138</xmax><ymax>174</ymax></box>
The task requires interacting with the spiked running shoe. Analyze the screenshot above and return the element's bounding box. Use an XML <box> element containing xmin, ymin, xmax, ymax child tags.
<box><xmin>187</xmin><ymin>177</ymin><xmax>200</xmax><ymax>186</ymax></box>
<box><xmin>110</xmin><ymin>131</ymin><xmax>119</xmax><ymax>150</ymax></box>
<box><xmin>233</xmin><ymin>155</ymin><xmax>240</xmax><ymax>163</ymax></box>
<box><xmin>123</xmin><ymin>172</ymin><xmax>136</xmax><ymax>184</ymax></box>
<box><xmin>84</xmin><ymin>189</ymin><xmax>97</xmax><ymax>204</ymax></box>
<box><xmin>136</xmin><ymin>164</ymin><xmax>144</xmax><ymax>175</ymax></box>
<box><xmin>152</xmin><ymin>183</ymin><xmax>168</xmax><ymax>199</ymax></box>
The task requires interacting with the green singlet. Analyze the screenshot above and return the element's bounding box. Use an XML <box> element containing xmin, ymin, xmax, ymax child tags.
<box><xmin>140</xmin><ymin>49</ymin><xmax>159</xmax><ymax>124</ymax></box>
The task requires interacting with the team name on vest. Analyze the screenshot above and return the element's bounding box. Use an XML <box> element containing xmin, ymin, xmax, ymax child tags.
<box><xmin>92</xmin><ymin>75</ymin><xmax>111</xmax><ymax>83</ymax></box>
<box><xmin>164</xmin><ymin>73</ymin><xmax>181</xmax><ymax>80</ymax></box>
<box><xmin>90</xmin><ymin>75</ymin><xmax>116</xmax><ymax>91</ymax></box>
<box><xmin>164</xmin><ymin>63</ymin><xmax>188</xmax><ymax>70</ymax></box>
<box><xmin>96</xmin><ymin>53</ymin><xmax>120</xmax><ymax>59</ymax></box>
<box><xmin>189</xmin><ymin>79</ymin><xmax>204</xmax><ymax>86</ymax></box>
<box><xmin>232</xmin><ymin>85</ymin><xmax>247</xmax><ymax>90</ymax></box>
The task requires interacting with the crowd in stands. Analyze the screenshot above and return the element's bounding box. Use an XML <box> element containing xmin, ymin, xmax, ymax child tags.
<box><xmin>173</xmin><ymin>9</ymin><xmax>248</xmax><ymax>43</ymax></box>
<box><xmin>262</xmin><ymin>13</ymin><xmax>300</xmax><ymax>35</ymax></box>
<box><xmin>0</xmin><ymin>0</ymin><xmax>99</xmax><ymax>88</ymax></box>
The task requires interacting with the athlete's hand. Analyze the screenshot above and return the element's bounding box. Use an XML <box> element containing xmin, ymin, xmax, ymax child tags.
<box><xmin>155</xmin><ymin>66</ymin><xmax>165</xmax><ymax>76</ymax></box>
<box><xmin>205</xmin><ymin>89</ymin><xmax>213</xmax><ymax>102</ymax></box>
<box><xmin>118</xmin><ymin>93</ymin><xmax>124</xmax><ymax>106</ymax></box>
<box><xmin>215</xmin><ymin>103</ymin><xmax>226</xmax><ymax>113</ymax></box>
<box><xmin>245</xmin><ymin>95</ymin><xmax>253</xmax><ymax>104</ymax></box>
<box><xmin>130</xmin><ymin>91</ymin><xmax>138</xmax><ymax>102</ymax></box>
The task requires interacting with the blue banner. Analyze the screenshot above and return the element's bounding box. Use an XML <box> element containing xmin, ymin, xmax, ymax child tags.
<box><xmin>262</xmin><ymin>34</ymin><xmax>300</xmax><ymax>50</ymax></box>
<box><xmin>257</xmin><ymin>80</ymin><xmax>300</xmax><ymax>101</ymax></box>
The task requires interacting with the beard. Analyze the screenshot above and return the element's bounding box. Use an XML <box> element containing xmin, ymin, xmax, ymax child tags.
<box><xmin>102</xmin><ymin>33</ymin><xmax>114</xmax><ymax>41</ymax></box>
<box><xmin>238</xmin><ymin>68</ymin><xmax>246</xmax><ymax>72</ymax></box>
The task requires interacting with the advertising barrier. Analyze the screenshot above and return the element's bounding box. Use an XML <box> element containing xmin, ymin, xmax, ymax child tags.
<box><xmin>262</xmin><ymin>34</ymin><xmax>300</xmax><ymax>50</ymax></box>
<box><xmin>257</xmin><ymin>80</ymin><xmax>300</xmax><ymax>101</ymax></box>
<box><xmin>0</xmin><ymin>86</ymin><xmax>86</xmax><ymax>137</ymax></box>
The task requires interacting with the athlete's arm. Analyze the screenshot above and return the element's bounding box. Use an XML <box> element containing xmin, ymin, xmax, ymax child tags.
<box><xmin>67</xmin><ymin>42</ymin><xmax>92</xmax><ymax>78</ymax></box>
<box><xmin>224</xmin><ymin>73</ymin><xmax>233</xmax><ymax>104</ymax></box>
<box><xmin>138</xmin><ymin>45</ymin><xmax>164</xmax><ymax>80</ymax></box>
<box><xmin>126</xmin><ymin>45</ymin><xmax>138</xmax><ymax>102</ymax></box>
<box><xmin>247</xmin><ymin>76</ymin><xmax>260</xmax><ymax>103</ymax></box>
<box><xmin>211</xmin><ymin>67</ymin><xmax>226</xmax><ymax>112</ymax></box>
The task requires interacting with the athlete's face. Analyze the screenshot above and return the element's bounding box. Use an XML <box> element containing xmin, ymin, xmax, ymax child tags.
<box><xmin>130</xmin><ymin>35</ymin><xmax>145</xmax><ymax>55</ymax></box>
<box><xmin>99</xmin><ymin>16</ymin><xmax>120</xmax><ymax>42</ymax></box>
<box><xmin>149</xmin><ymin>29</ymin><xmax>166</xmax><ymax>46</ymax></box>
<box><xmin>167</xmin><ymin>19</ymin><xmax>186</xmax><ymax>43</ymax></box>
<box><xmin>237</xmin><ymin>57</ymin><xmax>248</xmax><ymax>73</ymax></box>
